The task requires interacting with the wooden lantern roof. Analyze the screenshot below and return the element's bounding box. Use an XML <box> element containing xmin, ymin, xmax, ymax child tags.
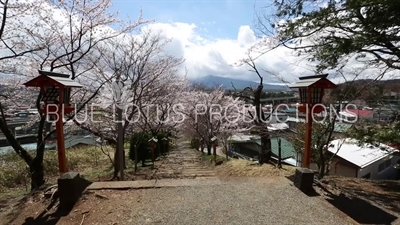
<box><xmin>23</xmin><ymin>70</ymin><xmax>83</xmax><ymax>88</ymax></box>
<box><xmin>288</xmin><ymin>74</ymin><xmax>337</xmax><ymax>89</ymax></box>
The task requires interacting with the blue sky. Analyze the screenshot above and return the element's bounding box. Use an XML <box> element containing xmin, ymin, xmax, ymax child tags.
<box><xmin>106</xmin><ymin>0</ymin><xmax>321</xmax><ymax>84</ymax></box>
<box><xmin>102</xmin><ymin>1</ymin><xmax>390</xmax><ymax>84</ymax></box>
<box><xmin>111</xmin><ymin>0</ymin><xmax>270</xmax><ymax>39</ymax></box>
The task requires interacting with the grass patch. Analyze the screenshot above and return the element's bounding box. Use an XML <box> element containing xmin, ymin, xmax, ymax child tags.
<box><xmin>0</xmin><ymin>188</ymin><xmax>29</xmax><ymax>201</ymax></box>
<box><xmin>0</xmin><ymin>140</ymin><xmax>175</xmax><ymax>199</ymax></box>
<box><xmin>0</xmin><ymin>145</ymin><xmax>117</xmax><ymax>199</ymax></box>
<box><xmin>124</xmin><ymin>141</ymin><xmax>130</xmax><ymax>149</ymax></box>
<box><xmin>215</xmin><ymin>158</ymin><xmax>295</xmax><ymax>178</ymax></box>
<box><xmin>201</xmin><ymin>154</ymin><xmax>225</xmax><ymax>162</ymax></box>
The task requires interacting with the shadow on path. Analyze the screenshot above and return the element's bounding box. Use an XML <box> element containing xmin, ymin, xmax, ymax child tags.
<box><xmin>286</xmin><ymin>175</ymin><xmax>398</xmax><ymax>224</ymax></box>
<box><xmin>326</xmin><ymin>193</ymin><xmax>397</xmax><ymax>224</ymax></box>
<box><xmin>348</xmin><ymin>180</ymin><xmax>400</xmax><ymax>215</ymax></box>
<box><xmin>22</xmin><ymin>199</ymin><xmax>73</xmax><ymax>225</ymax></box>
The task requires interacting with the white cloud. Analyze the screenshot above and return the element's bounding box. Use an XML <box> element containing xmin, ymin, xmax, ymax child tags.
<box><xmin>143</xmin><ymin>22</ymin><xmax>319</xmax><ymax>84</ymax></box>
<box><xmin>5</xmin><ymin>0</ymin><xmax>396</xmax><ymax>86</ymax></box>
<box><xmin>141</xmin><ymin>21</ymin><xmax>400</xmax><ymax>85</ymax></box>
<box><xmin>237</xmin><ymin>25</ymin><xmax>257</xmax><ymax>47</ymax></box>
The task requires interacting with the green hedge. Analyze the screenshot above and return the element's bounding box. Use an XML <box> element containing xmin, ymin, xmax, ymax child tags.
<box><xmin>129</xmin><ymin>131</ymin><xmax>173</xmax><ymax>165</ymax></box>
<box><xmin>129</xmin><ymin>131</ymin><xmax>152</xmax><ymax>166</ymax></box>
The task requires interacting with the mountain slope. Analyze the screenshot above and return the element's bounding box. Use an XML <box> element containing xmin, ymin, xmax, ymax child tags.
<box><xmin>190</xmin><ymin>75</ymin><xmax>288</xmax><ymax>91</ymax></box>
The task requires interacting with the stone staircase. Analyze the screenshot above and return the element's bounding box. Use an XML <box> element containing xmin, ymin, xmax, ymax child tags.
<box><xmin>152</xmin><ymin>141</ymin><xmax>216</xmax><ymax>179</ymax></box>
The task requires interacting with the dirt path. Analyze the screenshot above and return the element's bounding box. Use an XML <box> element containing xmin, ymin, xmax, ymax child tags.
<box><xmin>152</xmin><ymin>141</ymin><xmax>216</xmax><ymax>179</ymax></box>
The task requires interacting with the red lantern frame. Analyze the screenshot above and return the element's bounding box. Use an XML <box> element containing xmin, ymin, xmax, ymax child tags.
<box><xmin>23</xmin><ymin>70</ymin><xmax>82</xmax><ymax>174</ymax></box>
<box><xmin>289</xmin><ymin>74</ymin><xmax>337</xmax><ymax>168</ymax></box>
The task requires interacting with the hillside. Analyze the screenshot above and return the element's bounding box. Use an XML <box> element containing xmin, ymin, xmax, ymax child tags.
<box><xmin>338</xmin><ymin>79</ymin><xmax>400</xmax><ymax>87</ymax></box>
<box><xmin>190</xmin><ymin>75</ymin><xmax>288</xmax><ymax>91</ymax></box>
<box><xmin>328</xmin><ymin>79</ymin><xmax>400</xmax><ymax>103</ymax></box>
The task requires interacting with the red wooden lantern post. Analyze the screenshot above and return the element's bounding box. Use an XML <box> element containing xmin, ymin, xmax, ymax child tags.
<box><xmin>211</xmin><ymin>136</ymin><xmax>218</xmax><ymax>164</ymax></box>
<box><xmin>149</xmin><ymin>137</ymin><xmax>158</xmax><ymax>169</ymax></box>
<box><xmin>24</xmin><ymin>71</ymin><xmax>82</xmax><ymax>174</ymax></box>
<box><xmin>288</xmin><ymin>74</ymin><xmax>337</xmax><ymax>168</ymax></box>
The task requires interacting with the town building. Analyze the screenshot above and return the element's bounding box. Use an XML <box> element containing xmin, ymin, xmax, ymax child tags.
<box><xmin>327</xmin><ymin>138</ymin><xmax>400</xmax><ymax>180</ymax></box>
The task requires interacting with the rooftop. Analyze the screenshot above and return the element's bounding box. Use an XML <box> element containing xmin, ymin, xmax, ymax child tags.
<box><xmin>327</xmin><ymin>138</ymin><xmax>398</xmax><ymax>168</ymax></box>
<box><xmin>345</xmin><ymin>109</ymin><xmax>373</xmax><ymax>117</ymax></box>
<box><xmin>288</xmin><ymin>74</ymin><xmax>336</xmax><ymax>89</ymax></box>
<box><xmin>228</xmin><ymin>134</ymin><xmax>258</xmax><ymax>142</ymax></box>
<box><xmin>268</xmin><ymin>123</ymin><xmax>289</xmax><ymax>131</ymax></box>
<box><xmin>24</xmin><ymin>70</ymin><xmax>83</xmax><ymax>88</ymax></box>
<box><xmin>339</xmin><ymin>111</ymin><xmax>357</xmax><ymax>118</ymax></box>
<box><xmin>285</xmin><ymin>117</ymin><xmax>353</xmax><ymax>133</ymax></box>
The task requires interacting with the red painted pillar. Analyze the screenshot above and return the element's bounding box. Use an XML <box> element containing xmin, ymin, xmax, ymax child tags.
<box><xmin>303</xmin><ymin>88</ymin><xmax>313</xmax><ymax>168</ymax></box>
<box><xmin>56</xmin><ymin>87</ymin><xmax>67</xmax><ymax>174</ymax></box>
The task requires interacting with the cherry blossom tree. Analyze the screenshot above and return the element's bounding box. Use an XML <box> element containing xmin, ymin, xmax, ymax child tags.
<box><xmin>72</xmin><ymin>30</ymin><xmax>186</xmax><ymax>179</ymax></box>
<box><xmin>0</xmin><ymin>0</ymin><xmax>48</xmax><ymax>72</ymax></box>
<box><xmin>179</xmin><ymin>87</ymin><xmax>251</xmax><ymax>155</ymax></box>
<box><xmin>233</xmin><ymin>55</ymin><xmax>275</xmax><ymax>164</ymax></box>
<box><xmin>0</xmin><ymin>0</ymin><xmax>149</xmax><ymax>189</ymax></box>
<box><xmin>136</xmin><ymin>75</ymin><xmax>189</xmax><ymax>135</ymax></box>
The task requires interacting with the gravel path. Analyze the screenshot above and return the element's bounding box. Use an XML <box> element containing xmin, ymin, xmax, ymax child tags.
<box><xmin>122</xmin><ymin>178</ymin><xmax>356</xmax><ymax>225</ymax></box>
<box><xmin>110</xmin><ymin>140</ymin><xmax>355</xmax><ymax>224</ymax></box>
<box><xmin>59</xmin><ymin>177</ymin><xmax>358</xmax><ymax>225</ymax></box>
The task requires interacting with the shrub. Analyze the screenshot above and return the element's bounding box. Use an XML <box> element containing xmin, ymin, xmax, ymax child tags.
<box><xmin>129</xmin><ymin>131</ymin><xmax>152</xmax><ymax>165</ymax></box>
<box><xmin>156</xmin><ymin>131</ymin><xmax>170</xmax><ymax>154</ymax></box>
<box><xmin>190</xmin><ymin>137</ymin><xmax>200</xmax><ymax>149</ymax></box>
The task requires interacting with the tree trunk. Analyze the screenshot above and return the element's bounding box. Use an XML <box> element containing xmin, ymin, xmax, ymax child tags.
<box><xmin>112</xmin><ymin>149</ymin><xmax>127</xmax><ymax>179</ymax></box>
<box><xmin>277</xmin><ymin>138</ymin><xmax>282</xmax><ymax>168</ymax></box>
<box><xmin>254</xmin><ymin>85</ymin><xmax>266</xmax><ymax>123</ymax></box>
<box><xmin>112</xmin><ymin>146</ymin><xmax>126</xmax><ymax>179</ymax></box>
<box><xmin>318</xmin><ymin>147</ymin><xmax>326</xmax><ymax>179</ymax></box>
<box><xmin>325</xmin><ymin>161</ymin><xmax>331</xmax><ymax>176</ymax></box>
<box><xmin>201</xmin><ymin>144</ymin><xmax>204</xmax><ymax>153</ymax></box>
<box><xmin>30</xmin><ymin>158</ymin><xmax>45</xmax><ymax>190</ymax></box>
<box><xmin>207</xmin><ymin>144</ymin><xmax>212</xmax><ymax>155</ymax></box>
<box><xmin>31</xmin><ymin>116</ymin><xmax>47</xmax><ymax>189</ymax></box>
<box><xmin>195</xmin><ymin>139</ymin><xmax>200</xmax><ymax>151</ymax></box>
<box><xmin>112</xmin><ymin>144</ymin><xmax>126</xmax><ymax>180</ymax></box>
<box><xmin>134</xmin><ymin>144</ymin><xmax>138</xmax><ymax>173</ymax></box>
<box><xmin>123</xmin><ymin>148</ymin><xmax>127</xmax><ymax>169</ymax></box>
<box><xmin>225</xmin><ymin>144</ymin><xmax>228</xmax><ymax>161</ymax></box>
<box><xmin>113</xmin><ymin>146</ymin><xmax>120</xmax><ymax>180</ymax></box>
<box><xmin>252</xmin><ymin>83</ymin><xmax>271</xmax><ymax>165</ymax></box>
<box><xmin>259</xmin><ymin>133</ymin><xmax>271</xmax><ymax>165</ymax></box>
